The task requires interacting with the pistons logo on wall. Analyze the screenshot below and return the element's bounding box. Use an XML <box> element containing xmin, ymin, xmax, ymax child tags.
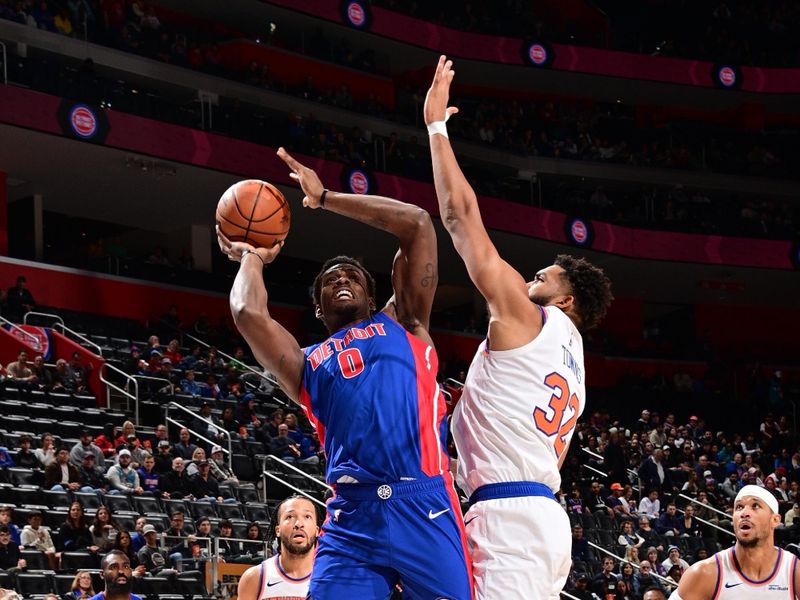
<box><xmin>341</xmin><ymin>167</ymin><xmax>375</xmax><ymax>195</ymax></box>
<box><xmin>713</xmin><ymin>64</ymin><xmax>742</xmax><ymax>90</ymax></box>
<box><xmin>5</xmin><ymin>325</ymin><xmax>51</xmax><ymax>359</ymax></box>
<box><xmin>521</xmin><ymin>40</ymin><xmax>554</xmax><ymax>68</ymax></box>
<box><xmin>57</xmin><ymin>100</ymin><xmax>110</xmax><ymax>144</ymax></box>
<box><xmin>565</xmin><ymin>217</ymin><xmax>594</xmax><ymax>248</ymax></box>
<box><xmin>340</xmin><ymin>0</ymin><xmax>371</xmax><ymax>30</ymax></box>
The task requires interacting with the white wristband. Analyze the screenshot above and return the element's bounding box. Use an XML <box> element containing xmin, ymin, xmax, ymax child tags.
<box><xmin>427</xmin><ymin>120</ymin><xmax>449</xmax><ymax>138</ymax></box>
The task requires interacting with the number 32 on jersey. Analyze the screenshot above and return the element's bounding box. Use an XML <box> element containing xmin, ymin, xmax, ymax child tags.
<box><xmin>533</xmin><ymin>372</ymin><xmax>579</xmax><ymax>460</ymax></box>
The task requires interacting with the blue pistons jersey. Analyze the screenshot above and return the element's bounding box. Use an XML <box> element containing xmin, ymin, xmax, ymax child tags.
<box><xmin>299</xmin><ymin>311</ymin><xmax>449</xmax><ymax>485</ymax></box>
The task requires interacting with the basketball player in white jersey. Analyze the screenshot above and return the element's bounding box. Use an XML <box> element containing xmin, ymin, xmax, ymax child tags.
<box><xmin>670</xmin><ymin>485</ymin><xmax>799</xmax><ymax>599</ymax></box>
<box><xmin>425</xmin><ymin>55</ymin><xmax>613</xmax><ymax>599</ymax></box>
<box><xmin>237</xmin><ymin>496</ymin><xmax>319</xmax><ymax>600</ymax></box>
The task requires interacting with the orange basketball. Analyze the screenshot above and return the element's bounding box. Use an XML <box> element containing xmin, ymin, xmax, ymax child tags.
<box><xmin>216</xmin><ymin>180</ymin><xmax>291</xmax><ymax>249</ymax></box>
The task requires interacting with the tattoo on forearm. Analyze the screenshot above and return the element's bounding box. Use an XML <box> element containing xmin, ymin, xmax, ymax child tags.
<box><xmin>421</xmin><ymin>262</ymin><xmax>436</xmax><ymax>288</ymax></box>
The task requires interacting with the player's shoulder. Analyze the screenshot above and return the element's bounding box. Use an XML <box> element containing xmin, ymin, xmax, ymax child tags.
<box><xmin>677</xmin><ymin>554</ymin><xmax>721</xmax><ymax>598</ymax></box>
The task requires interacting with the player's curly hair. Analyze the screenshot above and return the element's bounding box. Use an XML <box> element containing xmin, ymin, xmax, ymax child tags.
<box><xmin>312</xmin><ymin>255</ymin><xmax>376</xmax><ymax>306</ymax></box>
<box><xmin>554</xmin><ymin>254</ymin><xmax>613</xmax><ymax>332</ymax></box>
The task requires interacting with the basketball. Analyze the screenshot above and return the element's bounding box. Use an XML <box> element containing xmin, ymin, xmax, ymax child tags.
<box><xmin>216</xmin><ymin>179</ymin><xmax>291</xmax><ymax>249</ymax></box>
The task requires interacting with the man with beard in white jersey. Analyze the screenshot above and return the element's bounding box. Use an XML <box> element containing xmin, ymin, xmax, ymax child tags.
<box><xmin>670</xmin><ymin>485</ymin><xmax>799</xmax><ymax>599</ymax></box>
<box><xmin>237</xmin><ymin>496</ymin><xmax>319</xmax><ymax>600</ymax></box>
<box><xmin>424</xmin><ymin>55</ymin><xmax>613</xmax><ymax>600</ymax></box>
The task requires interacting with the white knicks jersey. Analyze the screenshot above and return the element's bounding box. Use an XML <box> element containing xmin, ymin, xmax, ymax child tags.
<box><xmin>696</xmin><ymin>546</ymin><xmax>797</xmax><ymax>599</ymax></box>
<box><xmin>452</xmin><ymin>305</ymin><xmax>584</xmax><ymax>496</ymax></box>
<box><xmin>256</xmin><ymin>555</ymin><xmax>310</xmax><ymax>600</ymax></box>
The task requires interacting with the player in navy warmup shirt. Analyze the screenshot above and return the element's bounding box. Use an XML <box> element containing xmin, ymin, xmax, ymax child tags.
<box><xmin>217</xmin><ymin>148</ymin><xmax>472</xmax><ymax>599</ymax></box>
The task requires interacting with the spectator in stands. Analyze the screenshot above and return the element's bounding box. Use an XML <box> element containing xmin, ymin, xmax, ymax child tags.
<box><xmin>209</xmin><ymin>445</ymin><xmax>238</xmax><ymax>485</ymax></box>
<box><xmin>65</xmin><ymin>571</ymin><xmax>95</xmax><ymax>600</ymax></box>
<box><xmin>20</xmin><ymin>510</ymin><xmax>58</xmax><ymax>570</ymax></box>
<box><xmin>152</xmin><ymin>424</ymin><xmax>168</xmax><ymax>446</ymax></box>
<box><xmin>566</xmin><ymin>573</ymin><xmax>597</xmax><ymax>600</ymax></box>
<box><xmin>185</xmin><ymin>447</ymin><xmax>206</xmax><ymax>478</ymax></box>
<box><xmin>587</xmin><ymin>480</ymin><xmax>615</xmax><ymax>517</ymax></box>
<box><xmin>571</xmin><ymin>524</ymin><xmax>594</xmax><ymax>564</ymax></box>
<box><xmin>163</xmin><ymin>339</ymin><xmax>182</xmax><ymax>365</ymax></box>
<box><xmin>115</xmin><ymin>421</ymin><xmax>141</xmax><ymax>449</ymax></box>
<box><xmin>660</xmin><ymin>545</ymin><xmax>689</xmax><ymax>573</ymax></box>
<box><xmin>4</xmin><ymin>276</ymin><xmax>35</xmax><ymax>321</ymax></box>
<box><xmin>200</xmin><ymin>373</ymin><xmax>220</xmax><ymax>399</ymax></box>
<box><xmin>664</xmin><ymin>564</ymin><xmax>682</xmax><ymax>592</ymax></box>
<box><xmin>13</xmin><ymin>436</ymin><xmax>37</xmax><ymax>470</ymax></box>
<box><xmin>53</xmin><ymin>358</ymin><xmax>78</xmax><ymax>393</ymax></box>
<box><xmin>77</xmin><ymin>451</ymin><xmax>108</xmax><ymax>493</ymax></box>
<box><xmin>633</xmin><ymin>561</ymin><xmax>664</xmax><ymax>595</ymax></box>
<box><xmin>137</xmin><ymin>524</ymin><xmax>171</xmax><ymax>575</ymax></box>
<box><xmin>30</xmin><ymin>354</ymin><xmax>53</xmax><ymax>391</ymax></box>
<box><xmin>264</xmin><ymin>410</ymin><xmax>284</xmax><ymax>438</ymax></box>
<box><xmin>680</xmin><ymin>504</ymin><xmax>702</xmax><ymax>537</ymax></box>
<box><xmin>70</xmin><ymin>430</ymin><xmax>106</xmax><ymax>468</ymax></box>
<box><xmin>46</xmin><ymin>447</ymin><xmax>82</xmax><ymax>491</ymax></box>
<box><xmin>219</xmin><ymin>365</ymin><xmax>243</xmax><ymax>399</ymax></box>
<box><xmin>179</xmin><ymin>369</ymin><xmax>203</xmax><ymax>396</ymax></box>
<box><xmin>173</xmin><ymin>428</ymin><xmax>197</xmax><ymax>460</ymax></box>
<box><xmin>241</xmin><ymin>522</ymin><xmax>264</xmax><ymax>559</ymax></box>
<box><xmin>160</xmin><ymin>457</ymin><xmax>191</xmax><ymax>499</ymax></box>
<box><xmin>639</xmin><ymin>489</ymin><xmax>661</xmax><ymax>521</ymax></box>
<box><xmin>0</xmin><ymin>507</ymin><xmax>21</xmax><ymax>544</ymax></box>
<box><xmin>567</xmin><ymin>487</ymin><xmax>589</xmax><ymax>515</ymax></box>
<box><xmin>0</xmin><ymin>447</ymin><xmax>12</xmax><ymax>468</ymax></box>
<box><xmin>618</xmin><ymin>562</ymin><xmax>636</xmax><ymax>591</ymax></box>
<box><xmin>216</xmin><ymin>406</ymin><xmax>240</xmax><ymax>436</ymax></box>
<box><xmin>154</xmin><ymin>440</ymin><xmax>174</xmax><ymax>474</ymax></box>
<box><xmin>616</xmin><ymin>579</ymin><xmax>634</xmax><ymax>600</ymax></box>
<box><xmin>89</xmin><ymin>506</ymin><xmax>120</xmax><ymax>553</ymax></box>
<box><xmin>67</xmin><ymin>351</ymin><xmax>88</xmax><ymax>391</ymax></box>
<box><xmin>34</xmin><ymin>432</ymin><xmax>56</xmax><ymax>468</ymax></box>
<box><xmin>6</xmin><ymin>350</ymin><xmax>36</xmax><ymax>398</ymax></box>
<box><xmin>137</xmin><ymin>453</ymin><xmax>160</xmax><ymax>494</ymax></box>
<box><xmin>655</xmin><ymin>503</ymin><xmax>682</xmax><ymax>537</ymax></box>
<box><xmin>639</xmin><ymin>448</ymin><xmax>671</xmax><ymax>492</ymax></box>
<box><xmin>681</xmin><ymin>469</ymin><xmax>700</xmax><ymax>495</ymax></box>
<box><xmin>646</xmin><ymin>546</ymin><xmax>666</xmax><ymax>577</ymax></box>
<box><xmin>637</xmin><ymin>518</ymin><xmax>663</xmax><ymax>551</ymax></box>
<box><xmin>0</xmin><ymin>525</ymin><xmax>24</xmax><ymax>583</ymax></box>
<box><xmin>270</xmin><ymin>423</ymin><xmax>303</xmax><ymax>464</ymax></box>
<box><xmin>130</xmin><ymin>517</ymin><xmax>147</xmax><ymax>553</ymax></box>
<box><xmin>607</xmin><ymin>483</ymin><xmax>633</xmax><ymax>518</ymax></box>
<box><xmin>178</xmin><ymin>345</ymin><xmax>203</xmax><ymax>370</ymax></box>
<box><xmin>189</xmin><ymin>459</ymin><xmax>226</xmax><ymax>503</ymax></box>
<box><xmin>94</xmin><ymin>423</ymin><xmax>118</xmax><ymax>458</ymax></box>
<box><xmin>235</xmin><ymin>393</ymin><xmax>261</xmax><ymax>432</ymax></box>
<box><xmin>124</xmin><ymin>435</ymin><xmax>149</xmax><ymax>468</ymax></box>
<box><xmin>112</xmin><ymin>530</ymin><xmax>146</xmax><ymax>576</ymax></box>
<box><xmin>124</xmin><ymin>346</ymin><xmax>143</xmax><ymax>374</ymax></box>
<box><xmin>721</xmin><ymin>471</ymin><xmax>741</xmax><ymax>500</ymax></box>
<box><xmin>591</xmin><ymin>557</ymin><xmax>619</xmax><ymax>596</ymax></box>
<box><xmin>164</xmin><ymin>511</ymin><xmax>195</xmax><ymax>572</ymax></box>
<box><xmin>217</xmin><ymin>519</ymin><xmax>241</xmax><ymax>561</ymax></box>
<box><xmin>205</xmin><ymin>346</ymin><xmax>224</xmax><ymax>371</ymax></box>
<box><xmin>105</xmin><ymin>449</ymin><xmax>144</xmax><ymax>495</ymax></box>
<box><xmin>57</xmin><ymin>502</ymin><xmax>96</xmax><ymax>553</ymax></box>
<box><xmin>618</xmin><ymin>520</ymin><xmax>645</xmax><ymax>550</ymax></box>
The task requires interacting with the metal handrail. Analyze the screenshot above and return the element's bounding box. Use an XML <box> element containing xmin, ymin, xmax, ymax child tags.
<box><xmin>54</xmin><ymin>322</ymin><xmax>103</xmax><ymax>356</ymax></box>
<box><xmin>561</xmin><ymin>592</ymin><xmax>582</xmax><ymax>600</ymax></box>
<box><xmin>165</xmin><ymin>401</ymin><xmax>233</xmax><ymax>459</ymax></box>
<box><xmin>133</xmin><ymin>374</ymin><xmax>175</xmax><ymax>396</ymax></box>
<box><xmin>210</xmin><ymin>536</ymin><xmax>271</xmax><ymax>596</ymax></box>
<box><xmin>582</xmin><ymin>445</ymin><xmax>641</xmax><ymax>490</ymax></box>
<box><xmin>0</xmin><ymin>42</ymin><xmax>6</xmax><ymax>85</ymax></box>
<box><xmin>582</xmin><ymin>463</ymin><xmax>609</xmax><ymax>479</ymax></box>
<box><xmin>582</xmin><ymin>446</ymin><xmax>605</xmax><ymax>462</ymax></box>
<box><xmin>677</xmin><ymin>493</ymin><xmax>731</xmax><ymax>520</ymax></box>
<box><xmin>170</xmin><ymin>326</ymin><xmax>281</xmax><ymax>393</ymax></box>
<box><xmin>23</xmin><ymin>311</ymin><xmax>65</xmax><ymax>327</ymax></box>
<box><xmin>444</xmin><ymin>377</ymin><xmax>464</xmax><ymax>389</ymax></box>
<box><xmin>586</xmin><ymin>540</ymin><xmax>673</xmax><ymax>587</ymax></box>
<box><xmin>261</xmin><ymin>470</ymin><xmax>326</xmax><ymax>509</ymax></box>
<box><xmin>99</xmin><ymin>362</ymin><xmax>139</xmax><ymax>424</ymax></box>
<box><xmin>264</xmin><ymin>454</ymin><xmax>332</xmax><ymax>492</ymax></box>
<box><xmin>0</xmin><ymin>315</ymin><xmax>42</xmax><ymax>351</ymax></box>
<box><xmin>675</xmin><ymin>507</ymin><xmax>734</xmax><ymax>538</ymax></box>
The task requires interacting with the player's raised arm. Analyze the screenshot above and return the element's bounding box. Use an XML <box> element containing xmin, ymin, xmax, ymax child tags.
<box><xmin>277</xmin><ymin>148</ymin><xmax>437</xmax><ymax>339</ymax></box>
<box><xmin>424</xmin><ymin>56</ymin><xmax>539</xmax><ymax>349</ymax></box>
<box><xmin>218</xmin><ymin>228</ymin><xmax>305</xmax><ymax>403</ymax></box>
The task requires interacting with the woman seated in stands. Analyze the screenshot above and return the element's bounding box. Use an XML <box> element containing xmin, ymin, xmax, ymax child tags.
<box><xmin>89</xmin><ymin>506</ymin><xmax>121</xmax><ymax>552</ymax></box>
<box><xmin>64</xmin><ymin>571</ymin><xmax>95</xmax><ymax>600</ymax></box>
<box><xmin>618</xmin><ymin>520</ymin><xmax>645</xmax><ymax>550</ymax></box>
<box><xmin>34</xmin><ymin>432</ymin><xmax>56</xmax><ymax>468</ymax></box>
<box><xmin>112</xmin><ymin>530</ymin><xmax>146</xmax><ymax>577</ymax></box>
<box><xmin>164</xmin><ymin>339</ymin><xmax>182</xmax><ymax>365</ymax></box>
<box><xmin>186</xmin><ymin>447</ymin><xmax>207</xmax><ymax>477</ymax></box>
<box><xmin>115</xmin><ymin>421</ymin><xmax>141</xmax><ymax>449</ymax></box>
<box><xmin>615</xmin><ymin>579</ymin><xmax>635</xmax><ymax>600</ymax></box>
<box><xmin>618</xmin><ymin>561</ymin><xmax>636</xmax><ymax>592</ymax></box>
<box><xmin>241</xmin><ymin>522</ymin><xmax>265</xmax><ymax>562</ymax></box>
<box><xmin>57</xmin><ymin>502</ymin><xmax>97</xmax><ymax>553</ymax></box>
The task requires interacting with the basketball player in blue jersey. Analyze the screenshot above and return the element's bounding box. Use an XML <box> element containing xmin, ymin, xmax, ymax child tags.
<box><xmin>425</xmin><ymin>56</ymin><xmax>613</xmax><ymax>599</ymax></box>
<box><xmin>217</xmin><ymin>148</ymin><xmax>472</xmax><ymax>599</ymax></box>
<box><xmin>237</xmin><ymin>496</ymin><xmax>318</xmax><ymax>600</ymax></box>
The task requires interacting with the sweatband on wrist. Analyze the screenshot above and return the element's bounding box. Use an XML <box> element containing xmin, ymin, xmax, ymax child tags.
<box><xmin>427</xmin><ymin>120</ymin><xmax>449</xmax><ymax>138</ymax></box>
<box><xmin>320</xmin><ymin>189</ymin><xmax>329</xmax><ymax>208</ymax></box>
